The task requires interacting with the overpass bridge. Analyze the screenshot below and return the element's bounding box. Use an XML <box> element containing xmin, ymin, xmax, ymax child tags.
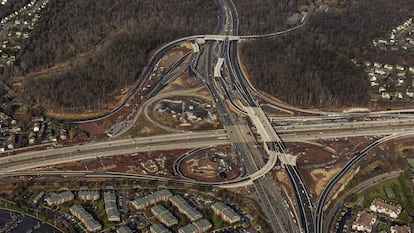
<box><xmin>244</xmin><ymin>106</ymin><xmax>296</xmax><ymax>165</ymax></box>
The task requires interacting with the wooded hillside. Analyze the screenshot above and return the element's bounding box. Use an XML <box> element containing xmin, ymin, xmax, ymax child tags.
<box><xmin>0</xmin><ymin>0</ymin><xmax>30</xmax><ymax>19</ymax></box>
<box><xmin>233</xmin><ymin>0</ymin><xmax>309</xmax><ymax>35</ymax></box>
<box><xmin>2</xmin><ymin>0</ymin><xmax>216</xmax><ymax>112</ymax></box>
<box><xmin>240</xmin><ymin>0</ymin><xmax>414</xmax><ymax>109</ymax></box>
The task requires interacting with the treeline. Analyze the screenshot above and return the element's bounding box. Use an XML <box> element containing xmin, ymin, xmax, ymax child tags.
<box><xmin>240</xmin><ymin>0</ymin><xmax>414</xmax><ymax>109</ymax></box>
<box><xmin>2</xmin><ymin>0</ymin><xmax>216</xmax><ymax>111</ymax></box>
<box><xmin>233</xmin><ymin>0</ymin><xmax>309</xmax><ymax>35</ymax></box>
<box><xmin>0</xmin><ymin>0</ymin><xmax>30</xmax><ymax>19</ymax></box>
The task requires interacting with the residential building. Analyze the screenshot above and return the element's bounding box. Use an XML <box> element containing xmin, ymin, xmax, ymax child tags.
<box><xmin>70</xmin><ymin>205</ymin><xmax>102</xmax><ymax>232</ymax></box>
<box><xmin>384</xmin><ymin>64</ymin><xmax>394</xmax><ymax>70</ymax></box>
<box><xmin>211</xmin><ymin>202</ymin><xmax>241</xmax><ymax>224</ymax></box>
<box><xmin>170</xmin><ymin>195</ymin><xmax>202</xmax><ymax>222</ymax></box>
<box><xmin>32</xmin><ymin>191</ymin><xmax>44</xmax><ymax>205</ymax></box>
<box><xmin>351</xmin><ymin>211</ymin><xmax>377</xmax><ymax>233</ymax></box>
<box><xmin>178</xmin><ymin>219</ymin><xmax>212</xmax><ymax>233</ymax></box>
<box><xmin>117</xmin><ymin>226</ymin><xmax>133</xmax><ymax>233</ymax></box>
<box><xmin>369</xmin><ymin>198</ymin><xmax>402</xmax><ymax>218</ymax></box>
<box><xmin>45</xmin><ymin>191</ymin><xmax>74</xmax><ymax>206</ymax></box>
<box><xmin>130</xmin><ymin>189</ymin><xmax>172</xmax><ymax>210</ymax></box>
<box><xmin>104</xmin><ymin>191</ymin><xmax>120</xmax><ymax>222</ymax></box>
<box><xmin>78</xmin><ymin>188</ymin><xmax>100</xmax><ymax>201</ymax></box>
<box><xmin>151</xmin><ymin>204</ymin><xmax>178</xmax><ymax>227</ymax></box>
<box><xmin>391</xmin><ymin>225</ymin><xmax>411</xmax><ymax>233</ymax></box>
<box><xmin>150</xmin><ymin>223</ymin><xmax>171</xmax><ymax>233</ymax></box>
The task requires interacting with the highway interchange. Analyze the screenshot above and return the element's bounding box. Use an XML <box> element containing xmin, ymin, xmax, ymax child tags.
<box><xmin>2</xmin><ymin>1</ymin><xmax>414</xmax><ymax>233</ymax></box>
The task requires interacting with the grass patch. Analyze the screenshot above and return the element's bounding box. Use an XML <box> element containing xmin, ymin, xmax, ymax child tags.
<box><xmin>407</xmin><ymin>158</ymin><xmax>414</xmax><ymax>168</ymax></box>
<box><xmin>211</xmin><ymin>212</ymin><xmax>227</xmax><ymax>229</ymax></box>
<box><xmin>359</xmin><ymin>160</ymin><xmax>383</xmax><ymax>176</ymax></box>
<box><xmin>355</xmin><ymin>196</ymin><xmax>365</xmax><ymax>208</ymax></box>
<box><xmin>252</xmin><ymin>216</ymin><xmax>269</xmax><ymax>232</ymax></box>
<box><xmin>384</xmin><ymin>186</ymin><xmax>396</xmax><ymax>199</ymax></box>
<box><xmin>122</xmin><ymin>113</ymin><xmax>171</xmax><ymax>138</ymax></box>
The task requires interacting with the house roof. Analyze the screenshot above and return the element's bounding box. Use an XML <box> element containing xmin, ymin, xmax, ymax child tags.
<box><xmin>391</xmin><ymin>225</ymin><xmax>411</xmax><ymax>233</ymax></box>
<box><xmin>151</xmin><ymin>223</ymin><xmax>171</xmax><ymax>233</ymax></box>
<box><xmin>371</xmin><ymin>198</ymin><xmax>401</xmax><ymax>213</ymax></box>
<box><xmin>116</xmin><ymin>226</ymin><xmax>133</xmax><ymax>233</ymax></box>
<box><xmin>355</xmin><ymin>211</ymin><xmax>376</xmax><ymax>227</ymax></box>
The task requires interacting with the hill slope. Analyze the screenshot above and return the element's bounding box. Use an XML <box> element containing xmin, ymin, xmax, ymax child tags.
<box><xmin>1</xmin><ymin>0</ymin><xmax>216</xmax><ymax>112</ymax></box>
<box><xmin>239</xmin><ymin>0</ymin><xmax>414</xmax><ymax>109</ymax></box>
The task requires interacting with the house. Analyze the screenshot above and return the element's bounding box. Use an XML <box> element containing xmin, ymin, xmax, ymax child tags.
<box><xmin>78</xmin><ymin>188</ymin><xmax>100</xmax><ymax>201</ymax></box>
<box><xmin>170</xmin><ymin>195</ymin><xmax>202</xmax><ymax>222</ymax></box>
<box><xmin>130</xmin><ymin>190</ymin><xmax>172</xmax><ymax>210</ymax></box>
<box><xmin>7</xmin><ymin>134</ymin><xmax>15</xmax><ymax>150</ymax></box>
<box><xmin>45</xmin><ymin>191</ymin><xmax>74</xmax><ymax>206</ymax></box>
<box><xmin>150</xmin><ymin>223</ymin><xmax>171</xmax><ymax>233</ymax></box>
<box><xmin>104</xmin><ymin>191</ymin><xmax>120</xmax><ymax>222</ymax></box>
<box><xmin>373</xmin><ymin>62</ymin><xmax>382</xmax><ymax>68</ymax></box>
<box><xmin>406</xmin><ymin>89</ymin><xmax>414</xmax><ymax>98</ymax></box>
<box><xmin>352</xmin><ymin>211</ymin><xmax>377</xmax><ymax>233</ymax></box>
<box><xmin>28</xmin><ymin>132</ymin><xmax>36</xmax><ymax>144</ymax></box>
<box><xmin>384</xmin><ymin>64</ymin><xmax>394</xmax><ymax>70</ymax></box>
<box><xmin>382</xmin><ymin>92</ymin><xmax>391</xmax><ymax>99</ymax></box>
<box><xmin>369</xmin><ymin>198</ymin><xmax>402</xmax><ymax>218</ymax></box>
<box><xmin>371</xmin><ymin>82</ymin><xmax>379</xmax><ymax>87</ymax></box>
<box><xmin>178</xmin><ymin>219</ymin><xmax>212</xmax><ymax>233</ymax></box>
<box><xmin>396</xmin><ymin>65</ymin><xmax>405</xmax><ymax>71</ymax></box>
<box><xmin>33</xmin><ymin>122</ymin><xmax>40</xmax><ymax>132</ymax></box>
<box><xmin>397</xmin><ymin>78</ymin><xmax>405</xmax><ymax>85</ymax></box>
<box><xmin>391</xmin><ymin>225</ymin><xmax>411</xmax><ymax>233</ymax></box>
<box><xmin>151</xmin><ymin>204</ymin><xmax>178</xmax><ymax>227</ymax></box>
<box><xmin>211</xmin><ymin>202</ymin><xmax>241</xmax><ymax>224</ymax></box>
<box><xmin>374</xmin><ymin>69</ymin><xmax>387</xmax><ymax>75</ymax></box>
<box><xmin>369</xmin><ymin>75</ymin><xmax>378</xmax><ymax>82</ymax></box>
<box><xmin>32</xmin><ymin>191</ymin><xmax>45</xmax><ymax>206</ymax></box>
<box><xmin>59</xmin><ymin>128</ymin><xmax>67</xmax><ymax>140</ymax></box>
<box><xmin>70</xmin><ymin>205</ymin><xmax>102</xmax><ymax>232</ymax></box>
<box><xmin>116</xmin><ymin>226</ymin><xmax>133</xmax><ymax>233</ymax></box>
<box><xmin>379</xmin><ymin>39</ymin><xmax>388</xmax><ymax>44</ymax></box>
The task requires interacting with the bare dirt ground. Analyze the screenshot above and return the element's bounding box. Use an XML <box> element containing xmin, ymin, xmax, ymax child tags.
<box><xmin>45</xmin><ymin>149</ymin><xmax>189</xmax><ymax>177</ymax></box>
<box><xmin>179</xmin><ymin>146</ymin><xmax>241</xmax><ymax>182</ymax></box>
<box><xmin>285</xmin><ymin>137</ymin><xmax>374</xmax><ymax>201</ymax></box>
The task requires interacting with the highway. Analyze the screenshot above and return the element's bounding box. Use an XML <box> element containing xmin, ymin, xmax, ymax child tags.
<box><xmin>0</xmin><ymin>130</ymin><xmax>228</xmax><ymax>173</ymax></box>
<box><xmin>3</xmin><ymin>1</ymin><xmax>414</xmax><ymax>232</ymax></box>
<box><xmin>275</xmin><ymin>117</ymin><xmax>414</xmax><ymax>134</ymax></box>
<box><xmin>281</xmin><ymin>126</ymin><xmax>414</xmax><ymax>141</ymax></box>
<box><xmin>188</xmin><ymin>1</ymin><xmax>299</xmax><ymax>231</ymax></box>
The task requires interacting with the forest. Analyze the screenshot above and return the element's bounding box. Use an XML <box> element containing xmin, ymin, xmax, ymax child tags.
<box><xmin>240</xmin><ymin>0</ymin><xmax>414</xmax><ymax>109</ymax></box>
<box><xmin>233</xmin><ymin>0</ymin><xmax>309</xmax><ymax>35</ymax></box>
<box><xmin>1</xmin><ymin>0</ymin><xmax>217</xmax><ymax>112</ymax></box>
<box><xmin>0</xmin><ymin>0</ymin><xmax>30</xmax><ymax>19</ymax></box>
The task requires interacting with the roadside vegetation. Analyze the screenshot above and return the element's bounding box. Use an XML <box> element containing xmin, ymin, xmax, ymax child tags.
<box><xmin>239</xmin><ymin>0</ymin><xmax>414</xmax><ymax>109</ymax></box>
<box><xmin>1</xmin><ymin>0</ymin><xmax>216</xmax><ymax>113</ymax></box>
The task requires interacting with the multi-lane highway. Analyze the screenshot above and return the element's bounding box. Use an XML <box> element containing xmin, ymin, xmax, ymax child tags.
<box><xmin>3</xmin><ymin>1</ymin><xmax>414</xmax><ymax>233</ymax></box>
<box><xmin>0</xmin><ymin>130</ymin><xmax>228</xmax><ymax>173</ymax></box>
